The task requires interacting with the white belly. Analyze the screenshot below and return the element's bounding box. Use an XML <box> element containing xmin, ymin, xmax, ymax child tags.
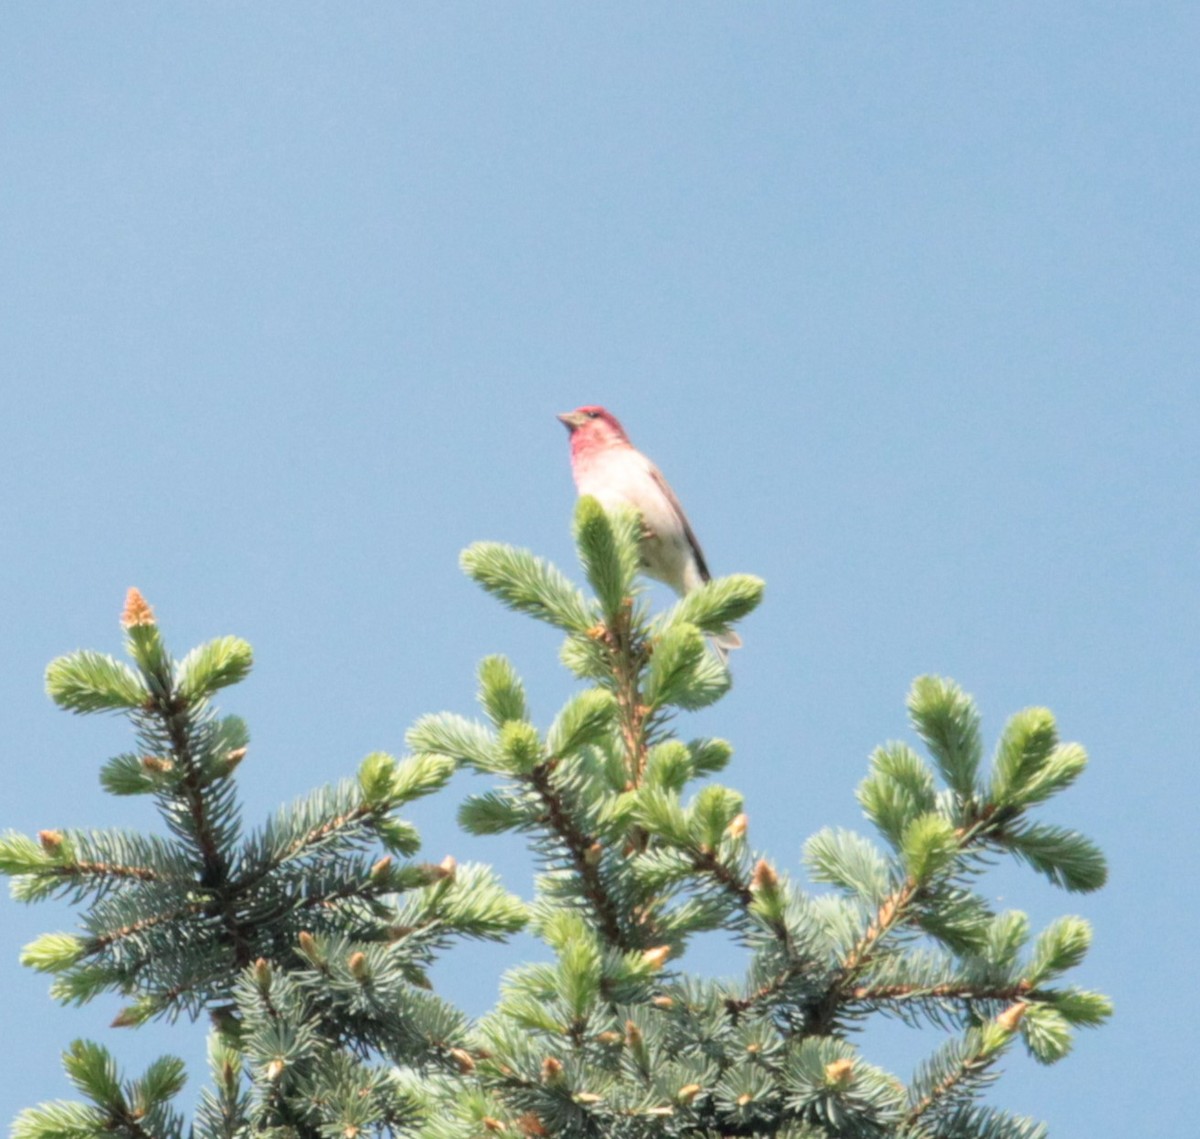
<box><xmin>574</xmin><ymin>447</ymin><xmax>699</xmax><ymax>594</ymax></box>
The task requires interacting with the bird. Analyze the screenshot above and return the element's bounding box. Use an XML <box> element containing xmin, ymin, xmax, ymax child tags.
<box><xmin>557</xmin><ymin>405</ymin><xmax>741</xmax><ymax>660</ymax></box>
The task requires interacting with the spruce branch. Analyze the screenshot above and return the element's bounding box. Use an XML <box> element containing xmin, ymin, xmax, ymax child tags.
<box><xmin>52</xmin><ymin>857</ymin><xmax>160</xmax><ymax>883</ymax></box>
<box><xmin>905</xmin><ymin>1016</ymin><xmax>1019</xmax><ymax>1130</ymax></box>
<box><xmin>526</xmin><ymin>759</ymin><xmax>630</xmax><ymax>951</ymax></box>
<box><xmin>584</xmin><ymin>594</ymin><xmax>655</xmax><ymax>788</ymax></box>
<box><xmin>10</xmin><ymin>513</ymin><xmax>1109</xmax><ymax>1139</ymax></box>
<box><xmin>688</xmin><ymin>845</ymin><xmax>754</xmax><ymax>911</ymax></box>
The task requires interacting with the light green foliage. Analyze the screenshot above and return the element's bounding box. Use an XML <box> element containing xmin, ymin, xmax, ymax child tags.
<box><xmin>1020</xmin><ymin>1005</ymin><xmax>1074</xmax><ymax>1064</ymax></box>
<box><xmin>689</xmin><ymin>736</ymin><xmax>733</xmax><ymax>775</ymax></box>
<box><xmin>45</xmin><ymin>651</ymin><xmax>146</xmax><ymax>714</ymax></box>
<box><xmin>1010</xmin><ymin>741</ymin><xmax>1088</xmax><ymax>808</ymax></box>
<box><xmin>12</xmin><ymin>1041</ymin><xmax>187</xmax><ymax>1139</ymax></box>
<box><xmin>461</xmin><ymin>541</ymin><xmax>594</xmax><ymax>632</ymax></box>
<box><xmin>6</xmin><ymin>595</ymin><xmax>529</xmax><ymax>1139</ymax></box>
<box><xmin>982</xmin><ymin>911</ymin><xmax>1031</xmax><ymax>969</ymax></box>
<box><xmin>690</xmin><ymin>785</ymin><xmax>744</xmax><ymax>850</ymax></box>
<box><xmin>547</xmin><ymin>688</ymin><xmax>615</xmax><ymax>757</ymax></box>
<box><xmin>658</xmin><ymin>573</ymin><xmax>765</xmax><ymax>637</ymax></box>
<box><xmin>20</xmin><ymin>933</ymin><xmax>86</xmax><ymax>973</ymax></box>
<box><xmin>99</xmin><ymin>751</ymin><xmax>168</xmax><ymax>796</ymax></box>
<box><xmin>457</xmin><ymin>790</ymin><xmax>530</xmax><ymax>835</ymax></box>
<box><xmin>359</xmin><ymin>750</ymin><xmax>400</xmax><ymax>803</ymax></box>
<box><xmin>407</xmin><ymin>712</ymin><xmax>501</xmax><ymax>772</ymax></box>
<box><xmin>1026</xmin><ymin>916</ymin><xmax>1092</xmax><ymax>983</ymax></box>
<box><xmin>804</xmin><ymin>829</ymin><xmax>894</xmax><ymax>904</ymax></box>
<box><xmin>997</xmin><ymin>823</ymin><xmax>1107</xmax><ymax>892</ymax></box>
<box><xmin>1050</xmin><ymin>988</ymin><xmax>1113</xmax><ymax>1027</ymax></box>
<box><xmin>643</xmin><ymin>740</ymin><xmax>693</xmax><ymax>791</ymax></box>
<box><xmin>389</xmin><ymin>753</ymin><xmax>458</xmax><ymax>803</ymax></box>
<box><xmin>643</xmin><ymin>623</ymin><xmax>708</xmax><ymax>709</ymax></box>
<box><xmin>558</xmin><ymin>630</ymin><xmax>611</xmax><ymax>680</ymax></box>
<box><xmin>477</xmin><ymin>655</ymin><xmax>528</xmax><ymax>726</ymax></box>
<box><xmin>395</xmin><ymin>862</ymin><xmax>527</xmax><ymax>940</ymax></box>
<box><xmin>0</xmin><ymin>832</ymin><xmax>50</xmax><ymax>877</ymax></box>
<box><xmin>634</xmin><ymin>788</ymin><xmax>693</xmax><ymax>846</ymax></box>
<box><xmin>900</xmin><ymin>813</ymin><xmax>960</xmax><ymax>882</ymax></box>
<box><xmin>908</xmin><ymin>675</ymin><xmax>983</xmax><ymax>798</ymax></box>
<box><xmin>124</xmin><ymin>622</ymin><xmax>172</xmax><ymax>693</ymax></box>
<box><xmin>176</xmin><ymin>636</ymin><xmax>253</xmax><ymax>702</ymax></box>
<box><xmin>5</xmin><ymin>517</ymin><xmax>1107</xmax><ymax>1139</ymax></box>
<box><xmin>573</xmin><ymin>496</ymin><xmax>642</xmax><ymax>620</ymax></box>
<box><xmin>64</xmin><ymin>1041</ymin><xmax>123</xmax><ymax>1105</ymax></box>
<box><xmin>989</xmin><ymin>708</ymin><xmax>1058</xmax><ymax>808</ymax></box>
<box><xmin>656</xmin><ymin>640</ymin><xmax>733</xmax><ymax>710</ymax></box>
<box><xmin>498</xmin><ymin>720</ymin><xmax>544</xmax><ymax>774</ymax></box>
<box><xmin>857</xmin><ymin>742</ymin><xmax>938</xmax><ymax>848</ymax></box>
<box><xmin>375</xmin><ymin>816</ymin><xmax>422</xmax><ymax>855</ymax></box>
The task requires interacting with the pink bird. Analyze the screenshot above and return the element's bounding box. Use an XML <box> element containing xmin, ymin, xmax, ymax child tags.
<box><xmin>557</xmin><ymin>405</ymin><xmax>741</xmax><ymax>660</ymax></box>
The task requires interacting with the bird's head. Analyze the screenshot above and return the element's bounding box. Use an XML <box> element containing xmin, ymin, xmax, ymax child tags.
<box><xmin>557</xmin><ymin>406</ymin><xmax>631</xmax><ymax>455</ymax></box>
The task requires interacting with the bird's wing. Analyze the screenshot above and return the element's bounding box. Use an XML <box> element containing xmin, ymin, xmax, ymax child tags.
<box><xmin>649</xmin><ymin>466</ymin><xmax>711</xmax><ymax>583</ymax></box>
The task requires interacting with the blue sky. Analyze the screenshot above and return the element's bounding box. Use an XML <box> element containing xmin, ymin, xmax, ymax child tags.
<box><xmin>1</xmin><ymin>4</ymin><xmax>1195</xmax><ymax>1135</ymax></box>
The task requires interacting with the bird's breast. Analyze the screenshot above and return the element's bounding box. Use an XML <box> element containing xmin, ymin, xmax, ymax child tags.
<box><xmin>572</xmin><ymin>447</ymin><xmax>691</xmax><ymax>592</ymax></box>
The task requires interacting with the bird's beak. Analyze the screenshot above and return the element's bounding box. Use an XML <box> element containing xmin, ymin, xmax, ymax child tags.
<box><xmin>557</xmin><ymin>411</ymin><xmax>582</xmax><ymax>431</ymax></box>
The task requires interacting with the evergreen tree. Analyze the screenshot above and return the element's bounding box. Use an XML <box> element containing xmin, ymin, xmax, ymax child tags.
<box><xmin>2</xmin><ymin>499</ymin><xmax>1109</xmax><ymax>1139</ymax></box>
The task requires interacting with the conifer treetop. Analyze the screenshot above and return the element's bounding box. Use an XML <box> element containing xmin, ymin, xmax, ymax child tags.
<box><xmin>3</xmin><ymin>505</ymin><xmax>1109</xmax><ymax>1139</ymax></box>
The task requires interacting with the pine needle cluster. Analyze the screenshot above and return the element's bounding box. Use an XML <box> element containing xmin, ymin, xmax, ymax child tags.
<box><xmin>2</xmin><ymin>501</ymin><xmax>1110</xmax><ymax>1139</ymax></box>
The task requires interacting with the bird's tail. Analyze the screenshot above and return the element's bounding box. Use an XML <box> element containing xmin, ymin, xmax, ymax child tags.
<box><xmin>709</xmin><ymin>629</ymin><xmax>743</xmax><ymax>666</ymax></box>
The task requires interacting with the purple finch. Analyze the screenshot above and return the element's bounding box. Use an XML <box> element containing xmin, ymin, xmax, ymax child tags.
<box><xmin>557</xmin><ymin>405</ymin><xmax>741</xmax><ymax>660</ymax></box>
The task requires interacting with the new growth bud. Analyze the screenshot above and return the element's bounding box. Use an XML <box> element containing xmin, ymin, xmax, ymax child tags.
<box><xmin>825</xmin><ymin>1058</ymin><xmax>855</xmax><ymax>1088</ymax></box>
<box><xmin>997</xmin><ymin>1002</ymin><xmax>1028</xmax><ymax>1033</ymax></box>
<box><xmin>121</xmin><ymin>588</ymin><xmax>156</xmax><ymax>628</ymax></box>
<box><xmin>641</xmin><ymin>945</ymin><xmax>672</xmax><ymax>970</ymax></box>
<box><xmin>419</xmin><ymin>855</ymin><xmax>458</xmax><ymax>885</ymax></box>
<box><xmin>751</xmin><ymin>859</ymin><xmax>779</xmax><ymax>892</ymax></box>
<box><xmin>38</xmin><ymin>830</ymin><xmax>64</xmax><ymax>854</ymax></box>
<box><xmin>110</xmin><ymin>1005</ymin><xmax>145</xmax><ymax>1028</ymax></box>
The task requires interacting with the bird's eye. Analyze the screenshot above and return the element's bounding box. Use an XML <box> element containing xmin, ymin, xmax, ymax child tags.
<box><xmin>586</xmin><ymin>410</ymin><xmax>600</xmax><ymax>419</ymax></box>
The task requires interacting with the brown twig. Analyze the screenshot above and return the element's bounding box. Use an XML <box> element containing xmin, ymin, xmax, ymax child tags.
<box><xmin>55</xmin><ymin>860</ymin><xmax>158</xmax><ymax>882</ymax></box>
<box><xmin>527</xmin><ymin>761</ymin><xmax>631</xmax><ymax>950</ymax></box>
<box><xmin>597</xmin><ymin>601</ymin><xmax>651</xmax><ymax>788</ymax></box>
<box><xmin>84</xmin><ymin>902</ymin><xmax>209</xmax><ymax>955</ymax></box>
<box><xmin>690</xmin><ymin>848</ymin><xmax>754</xmax><ymax>909</ymax></box>
<box><xmin>848</xmin><ymin>981</ymin><xmax>1033</xmax><ymax>1003</ymax></box>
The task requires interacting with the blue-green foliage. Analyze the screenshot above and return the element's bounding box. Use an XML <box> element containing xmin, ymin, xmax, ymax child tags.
<box><xmin>6</xmin><ymin>594</ymin><xmax>523</xmax><ymax>1139</ymax></box>
<box><xmin>4</xmin><ymin>502</ymin><xmax>1106</xmax><ymax>1139</ymax></box>
<box><xmin>414</xmin><ymin>501</ymin><xmax>1106</xmax><ymax>1139</ymax></box>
